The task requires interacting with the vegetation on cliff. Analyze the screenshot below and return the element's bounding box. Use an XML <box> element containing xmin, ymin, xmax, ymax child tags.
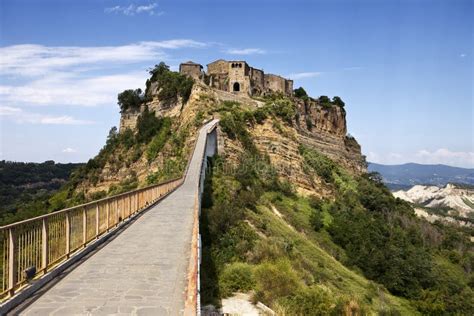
<box><xmin>146</xmin><ymin>62</ymin><xmax>194</xmax><ymax>106</ymax></box>
<box><xmin>200</xmin><ymin>99</ymin><xmax>473</xmax><ymax>315</ymax></box>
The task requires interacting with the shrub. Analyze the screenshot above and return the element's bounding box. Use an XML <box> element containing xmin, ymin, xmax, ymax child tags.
<box><xmin>268</xmin><ymin>98</ymin><xmax>296</xmax><ymax>124</ymax></box>
<box><xmin>332</xmin><ymin>96</ymin><xmax>345</xmax><ymax>108</ymax></box>
<box><xmin>318</xmin><ymin>95</ymin><xmax>332</xmax><ymax>109</ymax></box>
<box><xmin>136</xmin><ymin>107</ymin><xmax>167</xmax><ymax>144</ymax></box>
<box><xmin>146</xmin><ymin>118</ymin><xmax>172</xmax><ymax>162</ymax></box>
<box><xmin>118</xmin><ymin>88</ymin><xmax>144</xmax><ymax>112</ymax></box>
<box><xmin>120</xmin><ymin>128</ymin><xmax>135</xmax><ymax>149</ymax></box>
<box><xmin>89</xmin><ymin>190</ymin><xmax>106</xmax><ymax>200</ymax></box>
<box><xmin>299</xmin><ymin>145</ymin><xmax>337</xmax><ymax>184</ymax></box>
<box><xmin>147</xmin><ymin>62</ymin><xmax>194</xmax><ymax>106</ymax></box>
<box><xmin>253</xmin><ymin>107</ymin><xmax>268</xmax><ymax>124</ymax></box>
<box><xmin>254</xmin><ymin>260</ymin><xmax>301</xmax><ymax>305</ymax></box>
<box><xmin>305</xmin><ymin>117</ymin><xmax>313</xmax><ymax>130</ymax></box>
<box><xmin>219</xmin><ymin>262</ymin><xmax>255</xmax><ymax>297</ymax></box>
<box><xmin>294</xmin><ymin>87</ymin><xmax>308</xmax><ymax>99</ymax></box>
<box><xmin>280</xmin><ymin>286</ymin><xmax>335</xmax><ymax>315</ymax></box>
<box><xmin>310</xmin><ymin>209</ymin><xmax>324</xmax><ymax>231</ymax></box>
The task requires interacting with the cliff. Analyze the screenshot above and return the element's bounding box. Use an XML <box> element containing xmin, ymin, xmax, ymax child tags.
<box><xmin>118</xmin><ymin>80</ymin><xmax>366</xmax><ymax>196</ymax></box>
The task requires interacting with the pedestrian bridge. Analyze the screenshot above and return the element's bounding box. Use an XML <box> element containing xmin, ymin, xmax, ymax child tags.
<box><xmin>0</xmin><ymin>119</ymin><xmax>219</xmax><ymax>315</ymax></box>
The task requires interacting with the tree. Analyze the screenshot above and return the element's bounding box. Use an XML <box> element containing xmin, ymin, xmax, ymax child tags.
<box><xmin>294</xmin><ymin>87</ymin><xmax>308</xmax><ymax>98</ymax></box>
<box><xmin>149</xmin><ymin>62</ymin><xmax>170</xmax><ymax>81</ymax></box>
<box><xmin>117</xmin><ymin>89</ymin><xmax>143</xmax><ymax>112</ymax></box>
<box><xmin>332</xmin><ymin>96</ymin><xmax>345</xmax><ymax>108</ymax></box>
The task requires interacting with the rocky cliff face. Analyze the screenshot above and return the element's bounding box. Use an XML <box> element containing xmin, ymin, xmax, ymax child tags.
<box><xmin>294</xmin><ymin>99</ymin><xmax>366</xmax><ymax>174</ymax></box>
<box><xmin>117</xmin><ymin>81</ymin><xmax>366</xmax><ymax>196</ymax></box>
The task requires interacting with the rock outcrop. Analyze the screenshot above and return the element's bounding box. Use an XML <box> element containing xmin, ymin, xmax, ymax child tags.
<box><xmin>117</xmin><ymin>80</ymin><xmax>366</xmax><ymax>195</ymax></box>
<box><xmin>294</xmin><ymin>100</ymin><xmax>366</xmax><ymax>174</ymax></box>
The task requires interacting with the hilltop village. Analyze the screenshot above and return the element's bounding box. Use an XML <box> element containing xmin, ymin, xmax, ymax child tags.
<box><xmin>179</xmin><ymin>59</ymin><xmax>294</xmax><ymax>96</ymax></box>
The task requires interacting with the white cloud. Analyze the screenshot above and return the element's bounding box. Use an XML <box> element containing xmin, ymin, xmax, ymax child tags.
<box><xmin>0</xmin><ymin>71</ymin><xmax>146</xmax><ymax>107</ymax></box>
<box><xmin>0</xmin><ymin>106</ymin><xmax>94</xmax><ymax>125</ymax></box>
<box><xmin>287</xmin><ymin>72</ymin><xmax>322</xmax><ymax>80</ymax></box>
<box><xmin>62</xmin><ymin>147</ymin><xmax>77</xmax><ymax>153</ymax></box>
<box><xmin>0</xmin><ymin>40</ymin><xmax>206</xmax><ymax>107</ymax></box>
<box><xmin>105</xmin><ymin>3</ymin><xmax>162</xmax><ymax>16</ymax></box>
<box><xmin>0</xmin><ymin>40</ymin><xmax>206</xmax><ymax>77</ymax></box>
<box><xmin>225</xmin><ymin>48</ymin><xmax>266</xmax><ymax>55</ymax></box>
<box><xmin>415</xmin><ymin>148</ymin><xmax>474</xmax><ymax>167</ymax></box>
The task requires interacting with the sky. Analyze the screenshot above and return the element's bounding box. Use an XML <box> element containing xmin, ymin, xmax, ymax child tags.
<box><xmin>0</xmin><ymin>0</ymin><xmax>473</xmax><ymax>168</ymax></box>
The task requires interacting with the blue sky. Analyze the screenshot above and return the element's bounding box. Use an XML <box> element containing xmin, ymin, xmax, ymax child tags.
<box><xmin>0</xmin><ymin>0</ymin><xmax>472</xmax><ymax>167</ymax></box>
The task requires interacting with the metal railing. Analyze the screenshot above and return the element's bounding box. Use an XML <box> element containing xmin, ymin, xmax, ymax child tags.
<box><xmin>0</xmin><ymin>177</ymin><xmax>183</xmax><ymax>299</ymax></box>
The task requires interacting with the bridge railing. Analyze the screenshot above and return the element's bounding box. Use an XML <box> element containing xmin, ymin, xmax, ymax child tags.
<box><xmin>0</xmin><ymin>177</ymin><xmax>183</xmax><ymax>299</ymax></box>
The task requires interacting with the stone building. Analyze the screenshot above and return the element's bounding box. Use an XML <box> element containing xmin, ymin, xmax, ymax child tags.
<box><xmin>179</xmin><ymin>59</ymin><xmax>293</xmax><ymax>97</ymax></box>
<box><xmin>179</xmin><ymin>61</ymin><xmax>203</xmax><ymax>81</ymax></box>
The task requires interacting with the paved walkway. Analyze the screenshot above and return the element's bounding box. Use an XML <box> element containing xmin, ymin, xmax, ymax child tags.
<box><xmin>19</xmin><ymin>120</ymin><xmax>218</xmax><ymax>316</ymax></box>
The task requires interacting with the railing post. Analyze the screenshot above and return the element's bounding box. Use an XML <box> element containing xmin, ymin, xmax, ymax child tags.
<box><xmin>116</xmin><ymin>199</ymin><xmax>119</xmax><ymax>226</ymax></box>
<box><xmin>8</xmin><ymin>228</ymin><xmax>17</xmax><ymax>296</ymax></box>
<box><xmin>65</xmin><ymin>213</ymin><xmax>70</xmax><ymax>258</ymax></box>
<box><xmin>41</xmin><ymin>218</ymin><xmax>49</xmax><ymax>273</ymax></box>
<box><xmin>106</xmin><ymin>201</ymin><xmax>110</xmax><ymax>231</ymax></box>
<box><xmin>95</xmin><ymin>203</ymin><xmax>99</xmax><ymax>238</ymax></box>
<box><xmin>128</xmin><ymin>194</ymin><xmax>132</xmax><ymax>218</ymax></box>
<box><xmin>82</xmin><ymin>207</ymin><xmax>87</xmax><ymax>246</ymax></box>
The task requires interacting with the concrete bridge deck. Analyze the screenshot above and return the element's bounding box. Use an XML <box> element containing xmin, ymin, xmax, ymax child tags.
<box><xmin>17</xmin><ymin>120</ymin><xmax>218</xmax><ymax>316</ymax></box>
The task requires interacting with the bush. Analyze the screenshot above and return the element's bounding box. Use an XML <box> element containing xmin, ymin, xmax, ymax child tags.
<box><xmin>146</xmin><ymin>118</ymin><xmax>172</xmax><ymax>162</ymax></box>
<box><xmin>280</xmin><ymin>286</ymin><xmax>335</xmax><ymax>315</ymax></box>
<box><xmin>294</xmin><ymin>87</ymin><xmax>308</xmax><ymax>99</ymax></box>
<box><xmin>318</xmin><ymin>95</ymin><xmax>332</xmax><ymax>109</ymax></box>
<box><xmin>219</xmin><ymin>262</ymin><xmax>255</xmax><ymax>297</ymax></box>
<box><xmin>136</xmin><ymin>107</ymin><xmax>167</xmax><ymax>144</ymax></box>
<box><xmin>118</xmin><ymin>88</ymin><xmax>144</xmax><ymax>112</ymax></box>
<box><xmin>254</xmin><ymin>260</ymin><xmax>301</xmax><ymax>306</ymax></box>
<box><xmin>299</xmin><ymin>145</ymin><xmax>337</xmax><ymax>183</ymax></box>
<box><xmin>305</xmin><ymin>117</ymin><xmax>313</xmax><ymax>130</ymax></box>
<box><xmin>332</xmin><ymin>96</ymin><xmax>345</xmax><ymax>108</ymax></box>
<box><xmin>310</xmin><ymin>209</ymin><xmax>324</xmax><ymax>231</ymax></box>
<box><xmin>148</xmin><ymin>62</ymin><xmax>194</xmax><ymax>106</ymax></box>
<box><xmin>268</xmin><ymin>98</ymin><xmax>296</xmax><ymax>124</ymax></box>
<box><xmin>253</xmin><ymin>107</ymin><xmax>268</xmax><ymax>124</ymax></box>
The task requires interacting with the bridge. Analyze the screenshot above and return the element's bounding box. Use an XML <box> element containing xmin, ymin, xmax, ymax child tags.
<box><xmin>0</xmin><ymin>119</ymin><xmax>219</xmax><ymax>315</ymax></box>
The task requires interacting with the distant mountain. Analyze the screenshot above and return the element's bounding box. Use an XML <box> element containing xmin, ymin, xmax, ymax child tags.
<box><xmin>368</xmin><ymin>162</ymin><xmax>474</xmax><ymax>189</ymax></box>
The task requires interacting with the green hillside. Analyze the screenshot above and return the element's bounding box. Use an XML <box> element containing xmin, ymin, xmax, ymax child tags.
<box><xmin>199</xmin><ymin>101</ymin><xmax>473</xmax><ymax>315</ymax></box>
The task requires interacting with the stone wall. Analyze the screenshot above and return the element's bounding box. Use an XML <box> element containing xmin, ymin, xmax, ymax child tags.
<box><xmin>249</xmin><ymin>67</ymin><xmax>265</xmax><ymax>95</ymax></box>
<box><xmin>264</xmin><ymin>74</ymin><xmax>287</xmax><ymax>95</ymax></box>
<box><xmin>179</xmin><ymin>63</ymin><xmax>202</xmax><ymax>80</ymax></box>
<box><xmin>207</xmin><ymin>59</ymin><xmax>228</xmax><ymax>74</ymax></box>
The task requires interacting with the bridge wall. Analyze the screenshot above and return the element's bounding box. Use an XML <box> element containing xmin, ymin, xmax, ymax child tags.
<box><xmin>185</xmin><ymin>120</ymin><xmax>219</xmax><ymax>316</ymax></box>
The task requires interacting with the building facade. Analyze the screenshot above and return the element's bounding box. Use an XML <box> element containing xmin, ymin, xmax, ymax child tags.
<box><xmin>179</xmin><ymin>59</ymin><xmax>293</xmax><ymax>97</ymax></box>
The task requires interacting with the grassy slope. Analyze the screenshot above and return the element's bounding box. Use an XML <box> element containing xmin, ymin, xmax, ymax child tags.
<box><xmin>247</xmin><ymin>196</ymin><xmax>417</xmax><ymax>314</ymax></box>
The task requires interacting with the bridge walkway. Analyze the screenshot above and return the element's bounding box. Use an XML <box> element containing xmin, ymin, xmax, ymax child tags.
<box><xmin>18</xmin><ymin>119</ymin><xmax>218</xmax><ymax>316</ymax></box>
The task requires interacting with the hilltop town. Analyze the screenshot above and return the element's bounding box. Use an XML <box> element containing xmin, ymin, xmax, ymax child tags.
<box><xmin>179</xmin><ymin>59</ymin><xmax>294</xmax><ymax>96</ymax></box>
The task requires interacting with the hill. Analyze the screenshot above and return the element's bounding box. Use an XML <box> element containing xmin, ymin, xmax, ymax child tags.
<box><xmin>0</xmin><ymin>160</ymin><xmax>83</xmax><ymax>225</ymax></box>
<box><xmin>368</xmin><ymin>162</ymin><xmax>474</xmax><ymax>189</ymax></box>
<box><xmin>36</xmin><ymin>62</ymin><xmax>473</xmax><ymax>315</ymax></box>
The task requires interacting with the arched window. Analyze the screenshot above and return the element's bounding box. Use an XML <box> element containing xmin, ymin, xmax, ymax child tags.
<box><xmin>233</xmin><ymin>82</ymin><xmax>240</xmax><ymax>92</ymax></box>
